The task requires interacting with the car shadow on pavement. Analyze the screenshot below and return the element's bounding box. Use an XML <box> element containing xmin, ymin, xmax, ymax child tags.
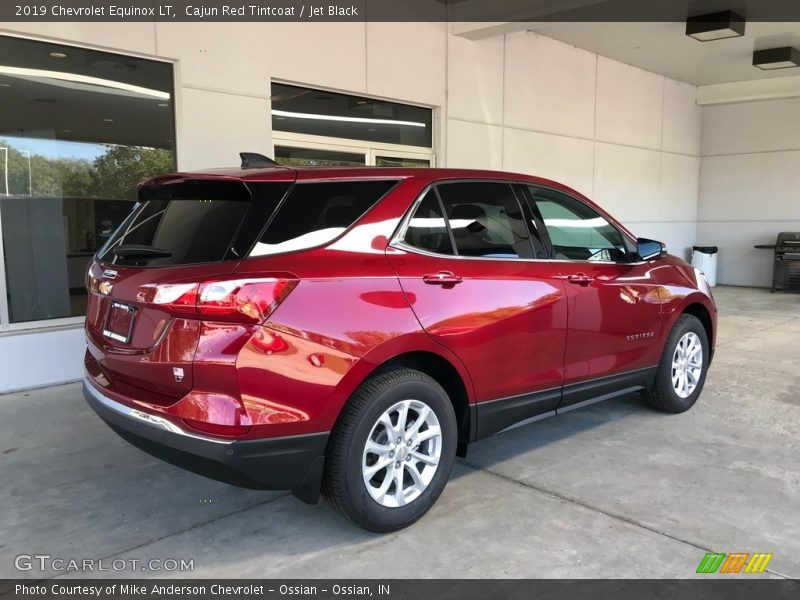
<box><xmin>1</xmin><ymin>386</ymin><xmax>659</xmax><ymax>579</ymax></box>
<box><xmin>450</xmin><ymin>391</ymin><xmax>652</xmax><ymax>479</ymax></box>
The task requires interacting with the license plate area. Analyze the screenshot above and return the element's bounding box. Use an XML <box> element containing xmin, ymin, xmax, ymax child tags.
<box><xmin>103</xmin><ymin>302</ymin><xmax>136</xmax><ymax>344</ymax></box>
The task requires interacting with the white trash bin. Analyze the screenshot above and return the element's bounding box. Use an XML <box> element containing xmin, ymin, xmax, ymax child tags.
<box><xmin>691</xmin><ymin>246</ymin><xmax>718</xmax><ymax>287</ymax></box>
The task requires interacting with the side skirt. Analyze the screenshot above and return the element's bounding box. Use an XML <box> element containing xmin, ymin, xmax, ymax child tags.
<box><xmin>558</xmin><ymin>366</ymin><xmax>658</xmax><ymax>414</ymax></box>
<box><xmin>474</xmin><ymin>387</ymin><xmax>561</xmax><ymax>440</ymax></box>
<box><xmin>471</xmin><ymin>366</ymin><xmax>658</xmax><ymax>442</ymax></box>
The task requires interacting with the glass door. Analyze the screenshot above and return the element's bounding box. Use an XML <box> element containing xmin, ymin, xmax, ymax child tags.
<box><xmin>370</xmin><ymin>147</ymin><xmax>433</xmax><ymax>167</ymax></box>
<box><xmin>374</xmin><ymin>155</ymin><xmax>431</xmax><ymax>168</ymax></box>
<box><xmin>274</xmin><ymin>144</ymin><xmax>366</xmax><ymax>167</ymax></box>
<box><xmin>273</xmin><ymin>133</ymin><xmax>434</xmax><ymax>168</ymax></box>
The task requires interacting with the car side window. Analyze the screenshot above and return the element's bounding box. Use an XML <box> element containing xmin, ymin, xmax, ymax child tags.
<box><xmin>529</xmin><ymin>186</ymin><xmax>630</xmax><ymax>262</ymax></box>
<box><xmin>435</xmin><ymin>182</ymin><xmax>537</xmax><ymax>259</ymax></box>
<box><xmin>403</xmin><ymin>189</ymin><xmax>456</xmax><ymax>255</ymax></box>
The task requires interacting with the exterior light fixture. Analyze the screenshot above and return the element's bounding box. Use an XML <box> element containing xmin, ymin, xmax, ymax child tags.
<box><xmin>49</xmin><ymin>51</ymin><xmax>68</xmax><ymax>58</ymax></box>
<box><xmin>753</xmin><ymin>47</ymin><xmax>800</xmax><ymax>70</ymax></box>
<box><xmin>686</xmin><ymin>11</ymin><xmax>745</xmax><ymax>42</ymax></box>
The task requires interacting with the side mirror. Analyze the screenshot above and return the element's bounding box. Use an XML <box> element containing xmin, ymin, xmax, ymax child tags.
<box><xmin>637</xmin><ymin>237</ymin><xmax>667</xmax><ymax>261</ymax></box>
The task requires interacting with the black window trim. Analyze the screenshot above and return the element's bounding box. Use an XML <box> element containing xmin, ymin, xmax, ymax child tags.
<box><xmin>392</xmin><ymin>178</ymin><xmax>645</xmax><ymax>265</ymax></box>
<box><xmin>394</xmin><ymin>179</ymin><xmax>543</xmax><ymax>262</ymax></box>
<box><xmin>431</xmin><ymin>186</ymin><xmax>459</xmax><ymax>256</ymax></box>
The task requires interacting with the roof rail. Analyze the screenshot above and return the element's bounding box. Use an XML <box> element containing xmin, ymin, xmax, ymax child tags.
<box><xmin>239</xmin><ymin>152</ymin><xmax>279</xmax><ymax>168</ymax></box>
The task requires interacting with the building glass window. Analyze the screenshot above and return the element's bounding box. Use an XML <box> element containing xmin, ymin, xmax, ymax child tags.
<box><xmin>274</xmin><ymin>145</ymin><xmax>366</xmax><ymax>166</ymax></box>
<box><xmin>271</xmin><ymin>83</ymin><xmax>435</xmax><ymax>169</ymax></box>
<box><xmin>271</xmin><ymin>83</ymin><xmax>432</xmax><ymax>148</ymax></box>
<box><xmin>0</xmin><ymin>35</ymin><xmax>175</xmax><ymax>325</ymax></box>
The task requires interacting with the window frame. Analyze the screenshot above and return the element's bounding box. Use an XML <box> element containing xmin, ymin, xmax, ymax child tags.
<box><xmin>272</xmin><ymin>131</ymin><xmax>435</xmax><ymax>167</ymax></box>
<box><xmin>392</xmin><ymin>179</ymin><xmax>547</xmax><ymax>261</ymax></box>
<box><xmin>392</xmin><ymin>179</ymin><xmax>640</xmax><ymax>265</ymax></box>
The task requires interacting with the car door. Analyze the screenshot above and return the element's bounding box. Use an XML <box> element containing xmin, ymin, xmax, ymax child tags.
<box><xmin>524</xmin><ymin>185</ymin><xmax>663</xmax><ymax>411</ymax></box>
<box><xmin>387</xmin><ymin>181</ymin><xmax>569</xmax><ymax>437</ymax></box>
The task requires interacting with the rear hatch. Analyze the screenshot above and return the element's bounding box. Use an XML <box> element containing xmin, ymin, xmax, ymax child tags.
<box><xmin>85</xmin><ymin>173</ymin><xmax>294</xmax><ymax>403</ymax></box>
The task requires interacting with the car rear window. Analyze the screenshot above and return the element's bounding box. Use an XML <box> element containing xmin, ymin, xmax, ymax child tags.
<box><xmin>98</xmin><ymin>180</ymin><xmax>290</xmax><ymax>267</ymax></box>
<box><xmin>250</xmin><ymin>180</ymin><xmax>398</xmax><ymax>256</ymax></box>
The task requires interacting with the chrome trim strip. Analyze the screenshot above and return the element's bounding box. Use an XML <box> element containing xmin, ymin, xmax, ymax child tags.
<box><xmin>390</xmin><ymin>239</ymin><xmax>645</xmax><ymax>266</ymax></box>
<box><xmin>83</xmin><ymin>376</ymin><xmax>233</xmax><ymax>445</ymax></box>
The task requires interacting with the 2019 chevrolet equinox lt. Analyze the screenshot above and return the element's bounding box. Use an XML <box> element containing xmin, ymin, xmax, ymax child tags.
<box><xmin>83</xmin><ymin>154</ymin><xmax>716</xmax><ymax>532</ymax></box>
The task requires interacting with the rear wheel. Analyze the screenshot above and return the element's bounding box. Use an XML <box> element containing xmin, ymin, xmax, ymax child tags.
<box><xmin>644</xmin><ymin>314</ymin><xmax>709</xmax><ymax>413</ymax></box>
<box><xmin>323</xmin><ymin>367</ymin><xmax>457</xmax><ymax>532</ymax></box>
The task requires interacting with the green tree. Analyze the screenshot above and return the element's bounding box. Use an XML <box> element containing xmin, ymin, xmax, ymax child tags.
<box><xmin>1</xmin><ymin>140</ymin><xmax>172</xmax><ymax>199</ymax></box>
<box><xmin>93</xmin><ymin>145</ymin><xmax>173</xmax><ymax>200</ymax></box>
<box><xmin>57</xmin><ymin>158</ymin><xmax>96</xmax><ymax>198</ymax></box>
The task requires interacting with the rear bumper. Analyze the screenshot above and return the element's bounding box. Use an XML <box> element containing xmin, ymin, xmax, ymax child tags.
<box><xmin>83</xmin><ymin>377</ymin><xmax>329</xmax><ymax>503</ymax></box>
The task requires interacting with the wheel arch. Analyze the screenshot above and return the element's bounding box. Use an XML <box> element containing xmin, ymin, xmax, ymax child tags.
<box><xmin>339</xmin><ymin>334</ymin><xmax>476</xmax><ymax>456</ymax></box>
<box><xmin>380</xmin><ymin>351</ymin><xmax>473</xmax><ymax>452</ymax></box>
<box><xmin>680</xmin><ymin>301</ymin><xmax>715</xmax><ymax>353</ymax></box>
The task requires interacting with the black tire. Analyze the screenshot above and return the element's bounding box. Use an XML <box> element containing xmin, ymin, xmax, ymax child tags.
<box><xmin>323</xmin><ymin>367</ymin><xmax>457</xmax><ymax>532</ymax></box>
<box><xmin>644</xmin><ymin>314</ymin><xmax>709</xmax><ymax>413</ymax></box>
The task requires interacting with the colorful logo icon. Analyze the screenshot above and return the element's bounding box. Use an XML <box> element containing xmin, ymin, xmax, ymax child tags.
<box><xmin>696</xmin><ymin>552</ymin><xmax>773</xmax><ymax>574</ymax></box>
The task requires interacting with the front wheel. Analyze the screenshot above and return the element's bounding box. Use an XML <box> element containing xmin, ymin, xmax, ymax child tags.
<box><xmin>644</xmin><ymin>314</ymin><xmax>709</xmax><ymax>413</ymax></box>
<box><xmin>323</xmin><ymin>367</ymin><xmax>457</xmax><ymax>532</ymax></box>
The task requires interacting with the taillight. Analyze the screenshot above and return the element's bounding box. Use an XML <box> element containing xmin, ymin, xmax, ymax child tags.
<box><xmin>137</xmin><ymin>277</ymin><xmax>297</xmax><ymax>323</ymax></box>
<box><xmin>86</xmin><ymin>267</ymin><xmax>100</xmax><ymax>293</ymax></box>
<box><xmin>137</xmin><ymin>283</ymin><xmax>198</xmax><ymax>314</ymax></box>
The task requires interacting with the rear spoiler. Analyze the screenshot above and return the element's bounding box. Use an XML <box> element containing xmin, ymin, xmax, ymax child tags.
<box><xmin>138</xmin><ymin>178</ymin><xmax>252</xmax><ymax>203</ymax></box>
<box><xmin>136</xmin><ymin>152</ymin><xmax>283</xmax><ymax>193</ymax></box>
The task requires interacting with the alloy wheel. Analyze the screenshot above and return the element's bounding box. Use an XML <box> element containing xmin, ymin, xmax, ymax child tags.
<box><xmin>671</xmin><ymin>331</ymin><xmax>703</xmax><ymax>399</ymax></box>
<box><xmin>362</xmin><ymin>399</ymin><xmax>442</xmax><ymax>508</ymax></box>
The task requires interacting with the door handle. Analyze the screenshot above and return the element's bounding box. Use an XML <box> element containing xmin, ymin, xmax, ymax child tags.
<box><xmin>423</xmin><ymin>271</ymin><xmax>463</xmax><ymax>286</ymax></box>
<box><xmin>567</xmin><ymin>273</ymin><xmax>594</xmax><ymax>286</ymax></box>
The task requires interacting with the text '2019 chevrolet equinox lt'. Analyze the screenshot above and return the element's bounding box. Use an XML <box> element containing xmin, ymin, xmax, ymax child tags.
<box><xmin>84</xmin><ymin>153</ymin><xmax>716</xmax><ymax>532</ymax></box>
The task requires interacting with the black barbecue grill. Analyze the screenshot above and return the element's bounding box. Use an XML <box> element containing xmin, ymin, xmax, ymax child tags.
<box><xmin>754</xmin><ymin>232</ymin><xmax>800</xmax><ymax>293</ymax></box>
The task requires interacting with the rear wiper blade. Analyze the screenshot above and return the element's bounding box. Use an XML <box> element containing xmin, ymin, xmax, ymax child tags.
<box><xmin>113</xmin><ymin>245</ymin><xmax>172</xmax><ymax>259</ymax></box>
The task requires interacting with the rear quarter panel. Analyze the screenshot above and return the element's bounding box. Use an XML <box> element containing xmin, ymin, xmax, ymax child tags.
<box><xmin>228</xmin><ymin>178</ymin><xmax>475</xmax><ymax>436</ymax></box>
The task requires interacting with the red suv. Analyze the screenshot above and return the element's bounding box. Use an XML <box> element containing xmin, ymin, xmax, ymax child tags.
<box><xmin>84</xmin><ymin>155</ymin><xmax>716</xmax><ymax>532</ymax></box>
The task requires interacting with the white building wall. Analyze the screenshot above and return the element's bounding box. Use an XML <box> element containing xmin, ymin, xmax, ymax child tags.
<box><xmin>0</xmin><ymin>23</ymin><xmax>704</xmax><ymax>392</ymax></box>
<box><xmin>447</xmin><ymin>31</ymin><xmax>702</xmax><ymax>262</ymax></box>
<box><xmin>698</xmin><ymin>97</ymin><xmax>800</xmax><ymax>287</ymax></box>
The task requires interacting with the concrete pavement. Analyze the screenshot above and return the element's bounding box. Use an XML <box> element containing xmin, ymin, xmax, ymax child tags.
<box><xmin>1</xmin><ymin>286</ymin><xmax>798</xmax><ymax>579</ymax></box>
